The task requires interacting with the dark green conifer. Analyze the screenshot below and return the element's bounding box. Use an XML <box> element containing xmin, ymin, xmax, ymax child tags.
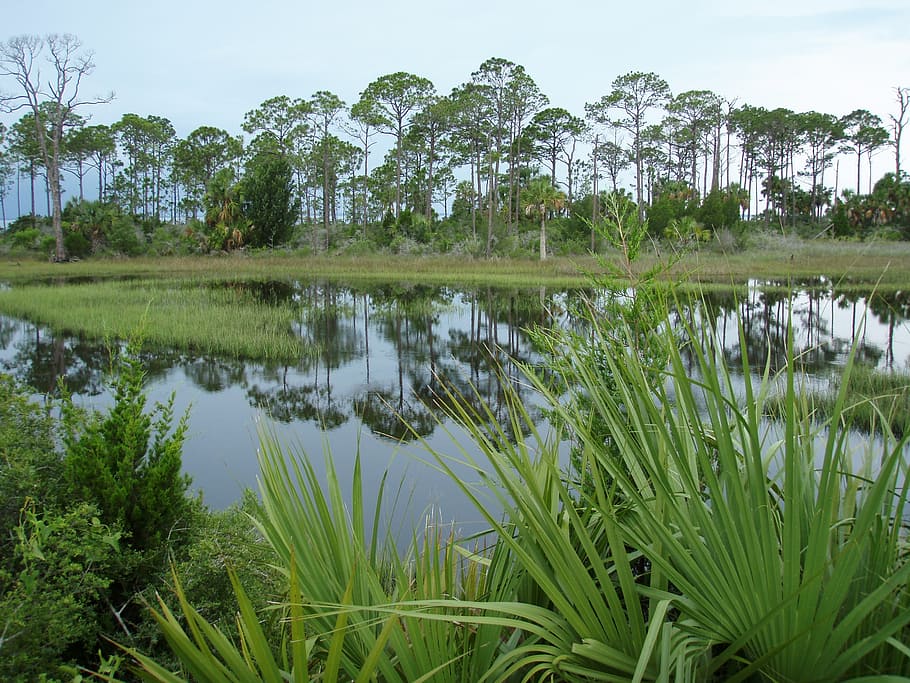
<box><xmin>61</xmin><ymin>341</ymin><xmax>190</xmax><ymax>553</ymax></box>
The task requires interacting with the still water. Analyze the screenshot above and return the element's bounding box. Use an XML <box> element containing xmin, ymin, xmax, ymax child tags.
<box><xmin>1</xmin><ymin>279</ymin><xmax>908</xmax><ymax>531</ymax></box>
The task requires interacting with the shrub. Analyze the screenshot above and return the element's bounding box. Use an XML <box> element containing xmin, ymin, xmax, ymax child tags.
<box><xmin>0</xmin><ymin>501</ymin><xmax>121</xmax><ymax>682</ymax></box>
<box><xmin>698</xmin><ymin>187</ymin><xmax>741</xmax><ymax>231</ymax></box>
<box><xmin>105</xmin><ymin>216</ymin><xmax>145</xmax><ymax>256</ymax></box>
<box><xmin>63</xmin><ymin>230</ymin><xmax>92</xmax><ymax>258</ymax></box>
<box><xmin>168</xmin><ymin>491</ymin><xmax>282</xmax><ymax>640</ymax></box>
<box><xmin>147</xmin><ymin>225</ymin><xmax>187</xmax><ymax>256</ymax></box>
<box><xmin>60</xmin><ymin>342</ymin><xmax>191</xmax><ymax>556</ymax></box>
<box><xmin>5</xmin><ymin>215</ymin><xmax>47</xmax><ymax>233</ymax></box>
<box><xmin>647</xmin><ymin>181</ymin><xmax>696</xmax><ymax>236</ymax></box>
<box><xmin>0</xmin><ymin>374</ymin><xmax>60</xmax><ymax>561</ymax></box>
<box><xmin>710</xmin><ymin>226</ymin><xmax>742</xmax><ymax>252</ymax></box>
<box><xmin>7</xmin><ymin>227</ymin><xmax>45</xmax><ymax>251</ymax></box>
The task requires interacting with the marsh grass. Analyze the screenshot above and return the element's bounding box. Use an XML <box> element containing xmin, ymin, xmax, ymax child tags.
<box><xmin>775</xmin><ymin>363</ymin><xmax>910</xmax><ymax>436</ymax></box>
<box><xmin>667</xmin><ymin>233</ymin><xmax>910</xmax><ymax>288</ymax></box>
<box><xmin>3</xmin><ymin>239</ymin><xmax>910</xmax><ymax>289</ymax></box>
<box><xmin>0</xmin><ymin>255</ymin><xmax>594</xmax><ymax>289</ymax></box>
<box><xmin>0</xmin><ymin>279</ymin><xmax>313</xmax><ymax>361</ymax></box>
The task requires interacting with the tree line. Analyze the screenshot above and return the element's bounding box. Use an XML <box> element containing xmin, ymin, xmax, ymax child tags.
<box><xmin>1</xmin><ymin>33</ymin><xmax>909</xmax><ymax>260</ymax></box>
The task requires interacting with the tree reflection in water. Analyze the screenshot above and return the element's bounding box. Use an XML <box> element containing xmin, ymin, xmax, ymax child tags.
<box><xmin>0</xmin><ymin>280</ymin><xmax>907</xmax><ymax>510</ymax></box>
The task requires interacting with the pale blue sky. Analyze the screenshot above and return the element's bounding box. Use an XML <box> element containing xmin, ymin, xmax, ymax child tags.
<box><xmin>3</xmin><ymin>0</ymin><xmax>909</xmax><ymax>182</ymax></box>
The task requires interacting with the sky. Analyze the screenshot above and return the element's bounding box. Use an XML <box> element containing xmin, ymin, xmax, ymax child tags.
<box><xmin>2</xmin><ymin>0</ymin><xmax>909</xmax><ymax>188</ymax></box>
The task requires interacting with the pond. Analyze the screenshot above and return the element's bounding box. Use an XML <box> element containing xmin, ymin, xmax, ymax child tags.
<box><xmin>1</xmin><ymin>279</ymin><xmax>908</xmax><ymax>533</ymax></box>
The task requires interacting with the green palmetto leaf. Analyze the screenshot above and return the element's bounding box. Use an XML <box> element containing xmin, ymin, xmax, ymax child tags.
<box><xmin>254</xmin><ymin>428</ymin><xmax>519</xmax><ymax>682</ymax></box>
<box><xmin>321</xmin><ymin>570</ymin><xmax>355</xmax><ymax>683</ymax></box>
<box><xmin>113</xmin><ymin>286</ymin><xmax>909</xmax><ymax>683</ymax></box>
<box><xmin>231</xmin><ymin>564</ymin><xmax>284</xmax><ymax>682</ymax></box>
<box><xmin>120</xmin><ymin>562</ymin><xmax>401</xmax><ymax>683</ymax></box>
<box><xmin>528</xmin><ymin>293</ymin><xmax>910</xmax><ymax>681</ymax></box>
<box><xmin>414</xmin><ymin>372</ymin><xmax>680</xmax><ymax>681</ymax></box>
<box><xmin>122</xmin><ymin>574</ymin><xmax>266</xmax><ymax>682</ymax></box>
<box><xmin>287</xmin><ymin>551</ymin><xmax>310</xmax><ymax>683</ymax></box>
<box><xmin>253</xmin><ymin>433</ymin><xmax>398</xmax><ymax>680</ymax></box>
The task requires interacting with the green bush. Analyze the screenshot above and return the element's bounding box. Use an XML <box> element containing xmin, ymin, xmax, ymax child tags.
<box><xmin>105</xmin><ymin>217</ymin><xmax>145</xmax><ymax>256</ymax></box>
<box><xmin>7</xmin><ymin>227</ymin><xmax>45</xmax><ymax>251</ymax></box>
<box><xmin>698</xmin><ymin>187</ymin><xmax>741</xmax><ymax>231</ymax></box>
<box><xmin>0</xmin><ymin>375</ymin><xmax>124</xmax><ymax>680</ymax></box>
<box><xmin>335</xmin><ymin>236</ymin><xmax>376</xmax><ymax>256</ymax></box>
<box><xmin>0</xmin><ymin>359</ymin><xmax>290</xmax><ymax>679</ymax></box>
<box><xmin>63</xmin><ymin>230</ymin><xmax>92</xmax><ymax>258</ymax></box>
<box><xmin>647</xmin><ymin>182</ymin><xmax>696</xmax><ymax>236</ymax></box>
<box><xmin>5</xmin><ymin>215</ymin><xmax>47</xmax><ymax>233</ymax></box>
<box><xmin>869</xmin><ymin>226</ymin><xmax>905</xmax><ymax>241</ymax></box>
<box><xmin>169</xmin><ymin>491</ymin><xmax>282</xmax><ymax>640</ymax></box>
<box><xmin>708</xmin><ymin>226</ymin><xmax>744</xmax><ymax>252</ymax></box>
<box><xmin>0</xmin><ymin>374</ymin><xmax>60</xmax><ymax>561</ymax></box>
<box><xmin>0</xmin><ymin>501</ymin><xmax>121</xmax><ymax>682</ymax></box>
<box><xmin>60</xmin><ymin>343</ymin><xmax>191</xmax><ymax>556</ymax></box>
<box><xmin>147</xmin><ymin>225</ymin><xmax>187</xmax><ymax>256</ymax></box>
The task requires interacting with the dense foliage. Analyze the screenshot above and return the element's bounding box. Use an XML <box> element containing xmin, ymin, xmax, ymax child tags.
<box><xmin>60</xmin><ymin>344</ymin><xmax>190</xmax><ymax>554</ymax></box>
<box><xmin>0</xmin><ymin>501</ymin><xmax>121</xmax><ymax>678</ymax></box>
<box><xmin>0</xmin><ymin>347</ymin><xmax>281</xmax><ymax>681</ymax></box>
<box><xmin>1</xmin><ymin>37</ymin><xmax>908</xmax><ymax>260</ymax></box>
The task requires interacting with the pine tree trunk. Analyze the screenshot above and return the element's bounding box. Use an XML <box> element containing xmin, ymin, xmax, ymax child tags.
<box><xmin>539</xmin><ymin>216</ymin><xmax>547</xmax><ymax>260</ymax></box>
<box><xmin>425</xmin><ymin>128</ymin><xmax>435</xmax><ymax>222</ymax></box>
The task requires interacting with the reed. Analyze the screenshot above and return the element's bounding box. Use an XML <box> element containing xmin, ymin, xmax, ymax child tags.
<box><xmin>787</xmin><ymin>363</ymin><xmax>910</xmax><ymax>436</ymax></box>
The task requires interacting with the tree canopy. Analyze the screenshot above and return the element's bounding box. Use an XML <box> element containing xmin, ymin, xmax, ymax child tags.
<box><xmin>1</xmin><ymin>34</ymin><xmax>907</xmax><ymax>253</ymax></box>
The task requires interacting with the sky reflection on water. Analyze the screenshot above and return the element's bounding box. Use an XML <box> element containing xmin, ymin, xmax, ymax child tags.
<box><xmin>0</xmin><ymin>280</ymin><xmax>907</xmax><ymax>531</ymax></box>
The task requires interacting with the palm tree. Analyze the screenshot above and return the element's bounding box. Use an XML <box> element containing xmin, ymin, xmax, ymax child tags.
<box><xmin>204</xmin><ymin>168</ymin><xmax>247</xmax><ymax>250</ymax></box>
<box><xmin>522</xmin><ymin>177</ymin><xmax>566</xmax><ymax>260</ymax></box>
<box><xmin>64</xmin><ymin>198</ymin><xmax>117</xmax><ymax>252</ymax></box>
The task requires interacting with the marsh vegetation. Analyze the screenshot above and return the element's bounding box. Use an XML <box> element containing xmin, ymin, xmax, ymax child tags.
<box><xmin>1</xmin><ymin>249</ymin><xmax>910</xmax><ymax>679</ymax></box>
<box><xmin>112</xmin><ymin>298</ymin><xmax>910</xmax><ymax>680</ymax></box>
<box><xmin>2</xmin><ymin>31</ymin><xmax>910</xmax><ymax>681</ymax></box>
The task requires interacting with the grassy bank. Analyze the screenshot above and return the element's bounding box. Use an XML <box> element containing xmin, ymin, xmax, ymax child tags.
<box><xmin>782</xmin><ymin>364</ymin><xmax>910</xmax><ymax>436</ymax></box>
<box><xmin>0</xmin><ymin>254</ymin><xmax>594</xmax><ymax>288</ymax></box>
<box><xmin>1</xmin><ymin>237</ymin><xmax>908</xmax><ymax>364</ymax></box>
<box><xmin>1</xmin><ymin>236</ymin><xmax>910</xmax><ymax>289</ymax></box>
<box><xmin>667</xmin><ymin>236</ymin><xmax>910</xmax><ymax>289</ymax></box>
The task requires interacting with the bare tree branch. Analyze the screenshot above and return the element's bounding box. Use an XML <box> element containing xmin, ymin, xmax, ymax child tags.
<box><xmin>0</xmin><ymin>34</ymin><xmax>113</xmax><ymax>260</ymax></box>
<box><xmin>889</xmin><ymin>86</ymin><xmax>909</xmax><ymax>177</ymax></box>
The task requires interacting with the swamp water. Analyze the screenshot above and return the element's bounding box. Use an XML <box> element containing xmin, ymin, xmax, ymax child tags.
<box><xmin>1</xmin><ymin>279</ymin><xmax>908</xmax><ymax>534</ymax></box>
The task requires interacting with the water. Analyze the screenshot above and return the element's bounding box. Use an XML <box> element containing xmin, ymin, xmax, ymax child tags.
<box><xmin>1</xmin><ymin>279</ymin><xmax>908</xmax><ymax>529</ymax></box>
<box><xmin>0</xmin><ymin>283</ymin><xmax>563</xmax><ymax>537</ymax></box>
